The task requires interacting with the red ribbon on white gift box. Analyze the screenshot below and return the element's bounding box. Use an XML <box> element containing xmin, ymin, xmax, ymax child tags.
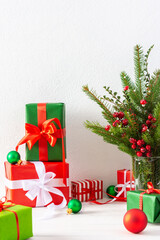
<box><xmin>5</xmin><ymin>162</ymin><xmax>68</xmax><ymax>212</ymax></box>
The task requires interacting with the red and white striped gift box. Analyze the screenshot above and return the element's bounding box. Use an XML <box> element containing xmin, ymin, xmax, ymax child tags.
<box><xmin>71</xmin><ymin>179</ymin><xmax>103</xmax><ymax>202</ymax></box>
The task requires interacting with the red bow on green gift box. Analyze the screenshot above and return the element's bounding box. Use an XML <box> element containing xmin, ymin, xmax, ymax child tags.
<box><xmin>16</xmin><ymin>117</ymin><xmax>66</xmax><ymax>185</ymax></box>
<box><xmin>0</xmin><ymin>198</ymin><xmax>20</xmax><ymax>240</ymax></box>
<box><xmin>139</xmin><ymin>182</ymin><xmax>160</xmax><ymax>210</ymax></box>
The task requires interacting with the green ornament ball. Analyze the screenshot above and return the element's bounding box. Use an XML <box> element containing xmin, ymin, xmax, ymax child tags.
<box><xmin>68</xmin><ymin>199</ymin><xmax>82</xmax><ymax>213</ymax></box>
<box><xmin>106</xmin><ymin>185</ymin><xmax>117</xmax><ymax>198</ymax></box>
<box><xmin>7</xmin><ymin>151</ymin><xmax>20</xmax><ymax>164</ymax></box>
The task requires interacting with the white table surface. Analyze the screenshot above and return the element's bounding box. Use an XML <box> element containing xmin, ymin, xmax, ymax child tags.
<box><xmin>30</xmin><ymin>199</ymin><xmax>160</xmax><ymax>240</ymax></box>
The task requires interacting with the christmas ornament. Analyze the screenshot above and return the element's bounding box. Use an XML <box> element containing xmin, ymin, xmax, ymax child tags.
<box><xmin>146</xmin><ymin>152</ymin><xmax>151</xmax><ymax>157</ymax></box>
<box><xmin>112</xmin><ymin>121</ymin><xmax>117</xmax><ymax>127</ymax></box>
<box><xmin>106</xmin><ymin>185</ymin><xmax>117</xmax><ymax>198</ymax></box>
<box><xmin>123</xmin><ymin>209</ymin><xmax>147</xmax><ymax>234</ymax></box>
<box><xmin>140</xmin><ymin>147</ymin><xmax>146</xmax><ymax>153</ymax></box>
<box><xmin>7</xmin><ymin>151</ymin><xmax>20</xmax><ymax>164</ymax></box>
<box><xmin>124</xmin><ymin>86</ymin><xmax>129</xmax><ymax>91</ymax></box>
<box><xmin>105</xmin><ymin>125</ymin><xmax>111</xmax><ymax>131</ymax></box>
<box><xmin>67</xmin><ymin>199</ymin><xmax>82</xmax><ymax>214</ymax></box>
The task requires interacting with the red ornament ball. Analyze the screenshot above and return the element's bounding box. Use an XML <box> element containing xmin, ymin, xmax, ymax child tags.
<box><xmin>137</xmin><ymin>140</ymin><xmax>145</xmax><ymax>146</ymax></box>
<box><xmin>105</xmin><ymin>125</ymin><xmax>111</xmax><ymax>131</ymax></box>
<box><xmin>140</xmin><ymin>99</ymin><xmax>147</xmax><ymax>105</ymax></box>
<box><xmin>124</xmin><ymin>86</ymin><xmax>129</xmax><ymax>91</ymax></box>
<box><xmin>112</xmin><ymin>121</ymin><xmax>117</xmax><ymax>127</ymax></box>
<box><xmin>136</xmin><ymin>151</ymin><xmax>143</xmax><ymax>157</ymax></box>
<box><xmin>123</xmin><ymin>209</ymin><xmax>147</xmax><ymax>234</ymax></box>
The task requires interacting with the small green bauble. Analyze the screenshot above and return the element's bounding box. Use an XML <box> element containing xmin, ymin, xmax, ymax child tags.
<box><xmin>106</xmin><ymin>185</ymin><xmax>117</xmax><ymax>198</ymax></box>
<box><xmin>7</xmin><ymin>151</ymin><xmax>20</xmax><ymax>164</ymax></box>
<box><xmin>68</xmin><ymin>199</ymin><xmax>82</xmax><ymax>213</ymax></box>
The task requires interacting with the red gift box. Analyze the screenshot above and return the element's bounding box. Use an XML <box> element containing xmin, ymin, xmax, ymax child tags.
<box><xmin>71</xmin><ymin>180</ymin><xmax>103</xmax><ymax>202</ymax></box>
<box><xmin>117</xmin><ymin>169</ymin><xmax>135</xmax><ymax>201</ymax></box>
<box><xmin>5</xmin><ymin>161</ymin><xmax>69</xmax><ymax>208</ymax></box>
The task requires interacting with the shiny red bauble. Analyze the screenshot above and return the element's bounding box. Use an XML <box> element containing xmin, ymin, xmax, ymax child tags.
<box><xmin>146</xmin><ymin>152</ymin><xmax>151</xmax><ymax>157</ymax></box>
<box><xmin>140</xmin><ymin>147</ymin><xmax>146</xmax><ymax>153</ymax></box>
<box><xmin>146</xmin><ymin>145</ymin><xmax>151</xmax><ymax>152</ymax></box>
<box><xmin>131</xmin><ymin>144</ymin><xmax>136</xmax><ymax>149</ymax></box>
<box><xmin>142</xmin><ymin>126</ymin><xmax>148</xmax><ymax>132</ymax></box>
<box><xmin>105</xmin><ymin>125</ymin><xmax>111</xmax><ymax>131</ymax></box>
<box><xmin>123</xmin><ymin>209</ymin><xmax>148</xmax><ymax>234</ymax></box>
<box><xmin>137</xmin><ymin>140</ymin><xmax>145</xmax><ymax>146</ymax></box>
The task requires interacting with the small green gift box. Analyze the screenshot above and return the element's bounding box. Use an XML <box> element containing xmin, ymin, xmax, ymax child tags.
<box><xmin>0</xmin><ymin>204</ymin><xmax>33</xmax><ymax>240</ymax></box>
<box><xmin>25</xmin><ymin>103</ymin><xmax>66</xmax><ymax>161</ymax></box>
<box><xmin>127</xmin><ymin>191</ymin><xmax>160</xmax><ymax>223</ymax></box>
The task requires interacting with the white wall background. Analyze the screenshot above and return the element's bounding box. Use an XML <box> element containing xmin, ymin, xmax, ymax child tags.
<box><xmin>0</xmin><ymin>0</ymin><xmax>160</xmax><ymax>196</ymax></box>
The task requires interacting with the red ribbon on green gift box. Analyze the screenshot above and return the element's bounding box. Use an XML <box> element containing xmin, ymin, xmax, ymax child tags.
<box><xmin>139</xmin><ymin>182</ymin><xmax>160</xmax><ymax>210</ymax></box>
<box><xmin>16</xmin><ymin>103</ymin><xmax>67</xmax><ymax>185</ymax></box>
<box><xmin>0</xmin><ymin>197</ymin><xmax>20</xmax><ymax>240</ymax></box>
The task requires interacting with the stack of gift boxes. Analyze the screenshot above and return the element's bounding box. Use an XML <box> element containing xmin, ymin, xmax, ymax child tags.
<box><xmin>3</xmin><ymin>103</ymin><xmax>69</xmax><ymax>239</ymax></box>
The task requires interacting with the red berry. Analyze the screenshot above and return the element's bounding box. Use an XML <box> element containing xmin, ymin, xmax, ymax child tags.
<box><xmin>115</xmin><ymin>120</ymin><xmax>121</xmax><ymax>124</ymax></box>
<box><xmin>141</xmin><ymin>139</ymin><xmax>145</xmax><ymax>145</ymax></box>
<box><xmin>140</xmin><ymin>99</ymin><xmax>147</xmax><ymax>105</ymax></box>
<box><xmin>122</xmin><ymin>133</ymin><xmax>126</xmax><ymax>137</ymax></box>
<box><xmin>112</xmin><ymin>121</ymin><xmax>117</xmax><ymax>127</ymax></box>
<box><xmin>148</xmin><ymin>114</ymin><xmax>153</xmax><ymax>120</ymax></box>
<box><xmin>142</xmin><ymin>126</ymin><xmax>148</xmax><ymax>132</ymax></box>
<box><xmin>137</xmin><ymin>140</ymin><xmax>145</xmax><ymax>146</ymax></box>
<box><xmin>105</xmin><ymin>125</ymin><xmax>111</xmax><ymax>131</ymax></box>
<box><xmin>124</xmin><ymin>86</ymin><xmax>129</xmax><ymax>91</ymax></box>
<box><xmin>146</xmin><ymin>120</ymin><xmax>151</xmax><ymax>126</ymax></box>
<box><xmin>146</xmin><ymin>145</ymin><xmax>151</xmax><ymax>152</ymax></box>
<box><xmin>140</xmin><ymin>147</ymin><xmax>146</xmax><ymax>153</ymax></box>
<box><xmin>146</xmin><ymin>152</ymin><xmax>151</xmax><ymax>157</ymax></box>
<box><xmin>113</xmin><ymin>112</ymin><xmax>119</xmax><ymax>118</ymax></box>
<box><xmin>118</xmin><ymin>112</ymin><xmax>124</xmax><ymax>119</ymax></box>
<box><xmin>131</xmin><ymin>144</ymin><xmax>137</xmax><ymax>149</ymax></box>
<box><xmin>122</xmin><ymin>119</ymin><xmax>128</xmax><ymax>126</ymax></box>
<box><xmin>129</xmin><ymin>138</ymin><xmax>137</xmax><ymax>144</ymax></box>
<box><xmin>136</xmin><ymin>151</ymin><xmax>143</xmax><ymax>157</ymax></box>
<box><xmin>151</xmin><ymin>118</ymin><xmax>156</xmax><ymax>123</ymax></box>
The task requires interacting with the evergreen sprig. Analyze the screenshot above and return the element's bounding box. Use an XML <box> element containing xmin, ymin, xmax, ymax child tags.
<box><xmin>83</xmin><ymin>45</ymin><xmax>160</xmax><ymax>157</ymax></box>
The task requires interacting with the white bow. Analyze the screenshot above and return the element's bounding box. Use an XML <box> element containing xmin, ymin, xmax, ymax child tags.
<box><xmin>109</xmin><ymin>169</ymin><xmax>135</xmax><ymax>203</ymax></box>
<box><xmin>5</xmin><ymin>161</ymin><xmax>67</xmax><ymax>210</ymax></box>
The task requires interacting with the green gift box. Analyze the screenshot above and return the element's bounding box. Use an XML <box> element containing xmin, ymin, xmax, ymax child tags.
<box><xmin>25</xmin><ymin>103</ymin><xmax>66</xmax><ymax>161</ymax></box>
<box><xmin>0</xmin><ymin>204</ymin><xmax>33</xmax><ymax>240</ymax></box>
<box><xmin>127</xmin><ymin>191</ymin><xmax>160</xmax><ymax>223</ymax></box>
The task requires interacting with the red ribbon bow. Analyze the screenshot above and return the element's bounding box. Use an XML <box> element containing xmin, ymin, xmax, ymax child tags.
<box><xmin>0</xmin><ymin>198</ymin><xmax>20</xmax><ymax>240</ymax></box>
<box><xmin>16</xmin><ymin>118</ymin><xmax>63</xmax><ymax>151</ymax></box>
<box><xmin>139</xmin><ymin>182</ymin><xmax>160</xmax><ymax>210</ymax></box>
<box><xmin>16</xmin><ymin>118</ymin><xmax>66</xmax><ymax>185</ymax></box>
